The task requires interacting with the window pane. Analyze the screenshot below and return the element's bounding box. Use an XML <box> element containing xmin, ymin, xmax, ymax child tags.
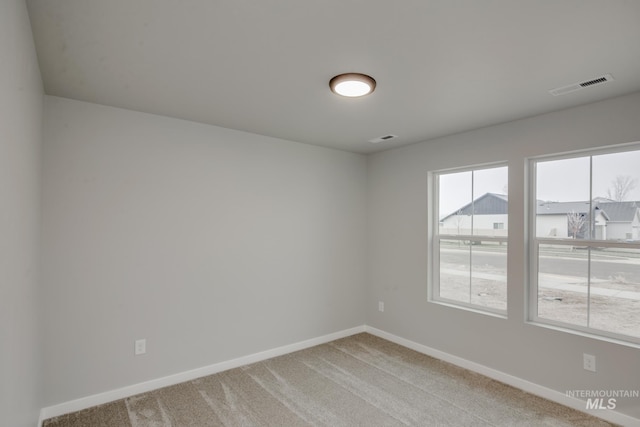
<box><xmin>439</xmin><ymin>167</ymin><xmax>509</xmax><ymax>237</ymax></box>
<box><xmin>439</xmin><ymin>239</ymin><xmax>471</xmax><ymax>303</ymax></box>
<box><xmin>531</xmin><ymin>146</ymin><xmax>640</xmax><ymax>344</ymax></box>
<box><xmin>592</xmin><ymin>150</ymin><xmax>640</xmax><ymax>242</ymax></box>
<box><xmin>470</xmin><ymin>241</ymin><xmax>507</xmax><ymax>311</ymax></box>
<box><xmin>473</xmin><ymin>167</ymin><xmax>509</xmax><ymax>235</ymax></box>
<box><xmin>434</xmin><ymin>164</ymin><xmax>508</xmax><ymax>315</ymax></box>
<box><xmin>589</xmin><ymin>246</ymin><xmax>640</xmax><ymax>338</ymax></box>
<box><xmin>439</xmin><ymin>171</ymin><xmax>472</xmax><ymax>235</ymax></box>
<box><xmin>440</xmin><ymin>211</ymin><xmax>472</xmax><ymax>236</ymax></box>
<box><xmin>592</xmin><ymin>150</ymin><xmax>640</xmax><ymax>202</ymax></box>
<box><xmin>438</xmin><ymin>238</ymin><xmax>507</xmax><ymax>311</ymax></box>
<box><xmin>537</xmin><ymin>244</ymin><xmax>588</xmax><ymax>326</ymax></box>
<box><xmin>536</xmin><ymin>157</ymin><xmax>591</xmax><ymax>238</ymax></box>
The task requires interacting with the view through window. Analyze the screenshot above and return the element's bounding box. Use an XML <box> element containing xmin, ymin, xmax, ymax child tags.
<box><xmin>431</xmin><ymin>164</ymin><xmax>508</xmax><ymax>314</ymax></box>
<box><xmin>531</xmin><ymin>145</ymin><xmax>640</xmax><ymax>343</ymax></box>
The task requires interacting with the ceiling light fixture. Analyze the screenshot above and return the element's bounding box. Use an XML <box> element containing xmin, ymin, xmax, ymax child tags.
<box><xmin>329</xmin><ymin>73</ymin><xmax>376</xmax><ymax>97</ymax></box>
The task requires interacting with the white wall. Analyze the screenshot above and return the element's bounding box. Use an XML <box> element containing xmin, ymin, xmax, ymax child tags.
<box><xmin>367</xmin><ymin>92</ymin><xmax>640</xmax><ymax>419</ymax></box>
<box><xmin>41</xmin><ymin>96</ymin><xmax>367</xmax><ymax>405</ymax></box>
<box><xmin>0</xmin><ymin>1</ymin><xmax>44</xmax><ymax>426</ymax></box>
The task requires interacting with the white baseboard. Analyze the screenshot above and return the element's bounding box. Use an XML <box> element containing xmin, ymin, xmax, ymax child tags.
<box><xmin>38</xmin><ymin>325</ymin><xmax>366</xmax><ymax>425</ymax></box>
<box><xmin>364</xmin><ymin>326</ymin><xmax>640</xmax><ymax>427</ymax></box>
<box><xmin>39</xmin><ymin>325</ymin><xmax>639</xmax><ymax>427</ymax></box>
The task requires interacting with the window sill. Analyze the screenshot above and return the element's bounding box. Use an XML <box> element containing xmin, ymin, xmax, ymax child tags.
<box><xmin>429</xmin><ymin>298</ymin><xmax>508</xmax><ymax>319</ymax></box>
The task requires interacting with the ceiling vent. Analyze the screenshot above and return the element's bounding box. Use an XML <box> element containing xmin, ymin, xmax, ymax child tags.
<box><xmin>369</xmin><ymin>134</ymin><xmax>398</xmax><ymax>144</ymax></box>
<box><xmin>549</xmin><ymin>74</ymin><xmax>614</xmax><ymax>96</ymax></box>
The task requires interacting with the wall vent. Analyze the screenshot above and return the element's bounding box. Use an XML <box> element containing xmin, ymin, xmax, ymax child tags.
<box><xmin>549</xmin><ymin>74</ymin><xmax>614</xmax><ymax>96</ymax></box>
<box><xmin>369</xmin><ymin>134</ymin><xmax>398</xmax><ymax>144</ymax></box>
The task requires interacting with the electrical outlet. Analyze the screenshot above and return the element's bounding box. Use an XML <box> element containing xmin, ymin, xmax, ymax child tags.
<box><xmin>583</xmin><ymin>353</ymin><xmax>596</xmax><ymax>372</ymax></box>
<box><xmin>135</xmin><ymin>339</ymin><xmax>146</xmax><ymax>356</ymax></box>
<box><xmin>378</xmin><ymin>301</ymin><xmax>384</xmax><ymax>312</ymax></box>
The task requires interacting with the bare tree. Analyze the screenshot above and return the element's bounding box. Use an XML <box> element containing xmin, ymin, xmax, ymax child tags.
<box><xmin>567</xmin><ymin>210</ymin><xmax>586</xmax><ymax>239</ymax></box>
<box><xmin>453</xmin><ymin>209</ymin><xmax>465</xmax><ymax>243</ymax></box>
<box><xmin>607</xmin><ymin>175</ymin><xmax>637</xmax><ymax>201</ymax></box>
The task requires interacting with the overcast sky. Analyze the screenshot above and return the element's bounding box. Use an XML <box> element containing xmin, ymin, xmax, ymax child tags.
<box><xmin>438</xmin><ymin>149</ymin><xmax>640</xmax><ymax>218</ymax></box>
<box><xmin>439</xmin><ymin>166</ymin><xmax>508</xmax><ymax>217</ymax></box>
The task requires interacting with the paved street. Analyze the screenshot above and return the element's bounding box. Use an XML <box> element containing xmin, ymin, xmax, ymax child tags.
<box><xmin>440</xmin><ymin>246</ymin><xmax>640</xmax><ymax>301</ymax></box>
<box><xmin>441</xmin><ymin>247</ymin><xmax>640</xmax><ymax>283</ymax></box>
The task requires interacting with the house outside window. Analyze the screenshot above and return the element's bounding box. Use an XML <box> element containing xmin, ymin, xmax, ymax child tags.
<box><xmin>529</xmin><ymin>144</ymin><xmax>640</xmax><ymax>344</ymax></box>
<box><xmin>429</xmin><ymin>164</ymin><xmax>508</xmax><ymax>315</ymax></box>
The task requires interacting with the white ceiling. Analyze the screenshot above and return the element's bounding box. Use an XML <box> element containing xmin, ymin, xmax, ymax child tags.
<box><xmin>26</xmin><ymin>0</ymin><xmax>640</xmax><ymax>154</ymax></box>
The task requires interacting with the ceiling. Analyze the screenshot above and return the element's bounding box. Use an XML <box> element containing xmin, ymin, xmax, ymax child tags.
<box><xmin>26</xmin><ymin>0</ymin><xmax>640</xmax><ymax>154</ymax></box>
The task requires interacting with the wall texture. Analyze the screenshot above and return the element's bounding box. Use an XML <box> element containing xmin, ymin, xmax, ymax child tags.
<box><xmin>0</xmin><ymin>1</ymin><xmax>44</xmax><ymax>426</ymax></box>
<box><xmin>41</xmin><ymin>96</ymin><xmax>367</xmax><ymax>405</ymax></box>
<box><xmin>367</xmin><ymin>91</ymin><xmax>640</xmax><ymax>419</ymax></box>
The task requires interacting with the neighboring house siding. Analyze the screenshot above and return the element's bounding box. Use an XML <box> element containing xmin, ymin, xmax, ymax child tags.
<box><xmin>597</xmin><ymin>202</ymin><xmax>640</xmax><ymax>240</ymax></box>
<box><xmin>440</xmin><ymin>214</ymin><xmax>472</xmax><ymax>235</ymax></box>
<box><xmin>440</xmin><ymin>214</ymin><xmax>508</xmax><ymax>236</ymax></box>
<box><xmin>536</xmin><ymin>215</ymin><xmax>568</xmax><ymax>238</ymax></box>
<box><xmin>439</xmin><ymin>193</ymin><xmax>508</xmax><ymax>236</ymax></box>
<box><xmin>607</xmin><ymin>222</ymin><xmax>632</xmax><ymax>240</ymax></box>
<box><xmin>537</xmin><ymin>211</ymin><xmax>606</xmax><ymax>239</ymax></box>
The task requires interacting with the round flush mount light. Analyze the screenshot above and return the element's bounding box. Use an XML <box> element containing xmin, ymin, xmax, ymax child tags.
<box><xmin>329</xmin><ymin>73</ymin><xmax>376</xmax><ymax>97</ymax></box>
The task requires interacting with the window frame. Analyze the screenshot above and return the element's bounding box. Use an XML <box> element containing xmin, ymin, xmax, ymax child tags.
<box><xmin>528</xmin><ymin>143</ymin><xmax>640</xmax><ymax>346</ymax></box>
<box><xmin>429</xmin><ymin>162</ymin><xmax>509</xmax><ymax>317</ymax></box>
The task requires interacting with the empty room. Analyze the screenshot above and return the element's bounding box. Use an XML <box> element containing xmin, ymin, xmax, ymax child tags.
<box><xmin>3</xmin><ymin>1</ymin><xmax>640</xmax><ymax>426</ymax></box>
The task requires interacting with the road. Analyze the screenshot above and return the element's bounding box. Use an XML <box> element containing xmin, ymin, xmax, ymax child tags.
<box><xmin>441</xmin><ymin>247</ymin><xmax>640</xmax><ymax>283</ymax></box>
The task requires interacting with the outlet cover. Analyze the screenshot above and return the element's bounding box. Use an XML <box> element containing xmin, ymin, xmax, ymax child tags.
<box><xmin>378</xmin><ymin>301</ymin><xmax>384</xmax><ymax>312</ymax></box>
<box><xmin>583</xmin><ymin>353</ymin><xmax>596</xmax><ymax>372</ymax></box>
<box><xmin>135</xmin><ymin>339</ymin><xmax>146</xmax><ymax>356</ymax></box>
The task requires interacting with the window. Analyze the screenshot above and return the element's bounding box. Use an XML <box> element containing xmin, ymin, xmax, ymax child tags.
<box><xmin>529</xmin><ymin>144</ymin><xmax>640</xmax><ymax>344</ymax></box>
<box><xmin>430</xmin><ymin>164</ymin><xmax>508</xmax><ymax>315</ymax></box>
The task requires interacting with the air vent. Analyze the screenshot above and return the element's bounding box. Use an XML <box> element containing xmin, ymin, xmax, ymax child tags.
<box><xmin>549</xmin><ymin>74</ymin><xmax>614</xmax><ymax>96</ymax></box>
<box><xmin>368</xmin><ymin>134</ymin><xmax>398</xmax><ymax>144</ymax></box>
<box><xmin>580</xmin><ymin>76</ymin><xmax>609</xmax><ymax>87</ymax></box>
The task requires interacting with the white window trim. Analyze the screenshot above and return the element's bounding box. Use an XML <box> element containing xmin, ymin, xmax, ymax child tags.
<box><xmin>429</xmin><ymin>162</ymin><xmax>508</xmax><ymax>317</ymax></box>
<box><xmin>527</xmin><ymin>143</ymin><xmax>640</xmax><ymax>346</ymax></box>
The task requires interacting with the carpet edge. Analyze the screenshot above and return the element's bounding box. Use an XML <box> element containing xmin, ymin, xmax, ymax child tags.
<box><xmin>364</xmin><ymin>326</ymin><xmax>639</xmax><ymax>427</ymax></box>
<box><xmin>38</xmin><ymin>325</ymin><xmax>366</xmax><ymax>426</ymax></box>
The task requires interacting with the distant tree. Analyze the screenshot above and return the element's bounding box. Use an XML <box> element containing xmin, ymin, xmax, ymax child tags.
<box><xmin>567</xmin><ymin>210</ymin><xmax>586</xmax><ymax>239</ymax></box>
<box><xmin>607</xmin><ymin>175</ymin><xmax>637</xmax><ymax>201</ymax></box>
<box><xmin>453</xmin><ymin>209</ymin><xmax>465</xmax><ymax>237</ymax></box>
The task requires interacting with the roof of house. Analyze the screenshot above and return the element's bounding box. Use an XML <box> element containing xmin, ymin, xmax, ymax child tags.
<box><xmin>442</xmin><ymin>193</ymin><xmax>640</xmax><ymax>221</ymax></box>
<box><xmin>536</xmin><ymin>201</ymin><xmax>593</xmax><ymax>215</ymax></box>
<box><xmin>537</xmin><ymin>200</ymin><xmax>640</xmax><ymax>221</ymax></box>
<box><xmin>440</xmin><ymin>193</ymin><xmax>508</xmax><ymax>221</ymax></box>
<box><xmin>597</xmin><ymin>201</ymin><xmax>640</xmax><ymax>222</ymax></box>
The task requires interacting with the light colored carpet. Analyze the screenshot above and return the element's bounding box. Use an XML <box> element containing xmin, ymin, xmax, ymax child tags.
<box><xmin>44</xmin><ymin>333</ymin><xmax>615</xmax><ymax>426</ymax></box>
